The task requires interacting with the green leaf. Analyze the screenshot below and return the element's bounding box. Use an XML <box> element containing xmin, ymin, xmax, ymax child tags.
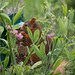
<box><xmin>65</xmin><ymin>48</ymin><xmax>69</xmax><ymax>59</ymax></box>
<box><xmin>0</xmin><ymin>26</ymin><xmax>4</xmax><ymax>36</ymax></box>
<box><xmin>12</xmin><ymin>50</ymin><xmax>17</xmax><ymax>65</ymax></box>
<box><xmin>71</xmin><ymin>50</ymin><xmax>75</xmax><ymax>57</ymax></box>
<box><xmin>4</xmin><ymin>56</ymin><xmax>9</xmax><ymax>68</ymax></box>
<box><xmin>13</xmin><ymin>6</ymin><xmax>24</xmax><ymax>24</ymax></box>
<box><xmin>14</xmin><ymin>48</ymin><xmax>19</xmax><ymax>55</ymax></box>
<box><xmin>58</xmin><ymin>17</ymin><xmax>67</xmax><ymax>35</ymax></box>
<box><xmin>54</xmin><ymin>72</ymin><xmax>61</xmax><ymax>75</ymax></box>
<box><xmin>13</xmin><ymin>65</ymin><xmax>17</xmax><ymax>74</ymax></box>
<box><xmin>40</xmin><ymin>42</ymin><xmax>46</xmax><ymax>59</ymax></box>
<box><xmin>54</xmin><ymin>58</ymin><xmax>63</xmax><ymax>70</ymax></box>
<box><xmin>0</xmin><ymin>47</ymin><xmax>9</xmax><ymax>54</ymax></box>
<box><xmin>0</xmin><ymin>38</ymin><xmax>8</xmax><ymax>45</ymax></box>
<box><xmin>27</xmin><ymin>46</ymin><xmax>30</xmax><ymax>54</ymax></box>
<box><xmin>1</xmin><ymin>2</ymin><xmax>9</xmax><ymax>10</ymax></box>
<box><xmin>40</xmin><ymin>0</ymin><xmax>44</xmax><ymax>4</ymax></box>
<box><xmin>62</xmin><ymin>4</ymin><xmax>67</xmax><ymax>16</ymax></box>
<box><xmin>33</xmin><ymin>45</ymin><xmax>42</xmax><ymax>59</ymax></box>
<box><xmin>25</xmin><ymin>66</ymin><xmax>31</xmax><ymax>72</ymax></box>
<box><xmin>0</xmin><ymin>13</ymin><xmax>11</xmax><ymax>24</ymax></box>
<box><xmin>66</xmin><ymin>43</ymin><xmax>75</xmax><ymax>47</ymax></box>
<box><xmin>27</xmin><ymin>27</ymin><xmax>33</xmax><ymax>43</ymax></box>
<box><xmin>23</xmin><ymin>48</ymin><xmax>34</xmax><ymax>65</ymax></box>
<box><xmin>13</xmin><ymin>24</ymin><xmax>21</xmax><ymax>29</ymax></box>
<box><xmin>34</xmin><ymin>29</ymin><xmax>40</xmax><ymax>43</ymax></box>
<box><xmin>31</xmin><ymin>61</ymin><xmax>42</xmax><ymax>69</ymax></box>
<box><xmin>67</xmin><ymin>10</ymin><xmax>74</xmax><ymax>18</ymax></box>
<box><xmin>65</xmin><ymin>64</ymin><xmax>75</xmax><ymax>69</ymax></box>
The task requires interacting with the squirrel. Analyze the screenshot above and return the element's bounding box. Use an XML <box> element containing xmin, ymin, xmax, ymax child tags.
<box><xmin>20</xmin><ymin>18</ymin><xmax>53</xmax><ymax>64</ymax></box>
<box><xmin>19</xmin><ymin>18</ymin><xmax>69</xmax><ymax>75</ymax></box>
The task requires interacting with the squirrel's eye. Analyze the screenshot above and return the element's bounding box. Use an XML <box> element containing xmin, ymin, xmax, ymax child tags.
<box><xmin>25</xmin><ymin>23</ymin><xmax>28</xmax><ymax>26</ymax></box>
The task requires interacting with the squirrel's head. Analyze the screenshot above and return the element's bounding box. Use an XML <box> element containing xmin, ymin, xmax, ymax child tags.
<box><xmin>21</xmin><ymin>18</ymin><xmax>42</xmax><ymax>37</ymax></box>
<box><xmin>21</xmin><ymin>18</ymin><xmax>36</xmax><ymax>31</ymax></box>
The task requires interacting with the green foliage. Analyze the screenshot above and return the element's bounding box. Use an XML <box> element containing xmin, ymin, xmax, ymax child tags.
<box><xmin>40</xmin><ymin>42</ymin><xmax>46</xmax><ymax>59</ymax></box>
<box><xmin>0</xmin><ymin>2</ymin><xmax>25</xmax><ymax>67</ymax></box>
<box><xmin>4</xmin><ymin>56</ymin><xmax>9</xmax><ymax>68</ymax></box>
<box><xmin>31</xmin><ymin>61</ymin><xmax>42</xmax><ymax>69</ymax></box>
<box><xmin>0</xmin><ymin>26</ymin><xmax>4</xmax><ymax>37</ymax></box>
<box><xmin>0</xmin><ymin>2</ymin><xmax>9</xmax><ymax>10</ymax></box>
<box><xmin>0</xmin><ymin>0</ymin><xmax>19</xmax><ymax>7</ymax></box>
<box><xmin>53</xmin><ymin>58</ymin><xmax>63</xmax><ymax>70</ymax></box>
<box><xmin>34</xmin><ymin>29</ymin><xmax>40</xmax><ymax>43</ymax></box>
<box><xmin>0</xmin><ymin>38</ymin><xmax>8</xmax><ymax>45</ymax></box>
<box><xmin>27</xmin><ymin>27</ymin><xmax>33</xmax><ymax>43</ymax></box>
<box><xmin>0</xmin><ymin>0</ymin><xmax>75</xmax><ymax>75</ymax></box>
<box><xmin>0</xmin><ymin>13</ymin><xmax>11</xmax><ymax>25</ymax></box>
<box><xmin>32</xmin><ymin>45</ymin><xmax>42</xmax><ymax>59</ymax></box>
<box><xmin>13</xmin><ymin>6</ymin><xmax>24</xmax><ymax>24</ymax></box>
<box><xmin>23</xmin><ymin>47</ymin><xmax>33</xmax><ymax>65</ymax></box>
<box><xmin>62</xmin><ymin>4</ymin><xmax>67</xmax><ymax>16</ymax></box>
<box><xmin>13</xmin><ymin>24</ymin><xmax>21</xmax><ymax>29</ymax></box>
<box><xmin>13</xmin><ymin>65</ymin><xmax>24</xmax><ymax>75</ymax></box>
<box><xmin>58</xmin><ymin>16</ymin><xmax>68</xmax><ymax>36</ymax></box>
<box><xmin>23</xmin><ymin>0</ymin><xmax>44</xmax><ymax>19</ymax></box>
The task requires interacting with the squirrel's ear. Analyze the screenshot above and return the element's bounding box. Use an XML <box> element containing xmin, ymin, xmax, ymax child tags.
<box><xmin>31</xmin><ymin>18</ymin><xmax>36</xmax><ymax>23</ymax></box>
